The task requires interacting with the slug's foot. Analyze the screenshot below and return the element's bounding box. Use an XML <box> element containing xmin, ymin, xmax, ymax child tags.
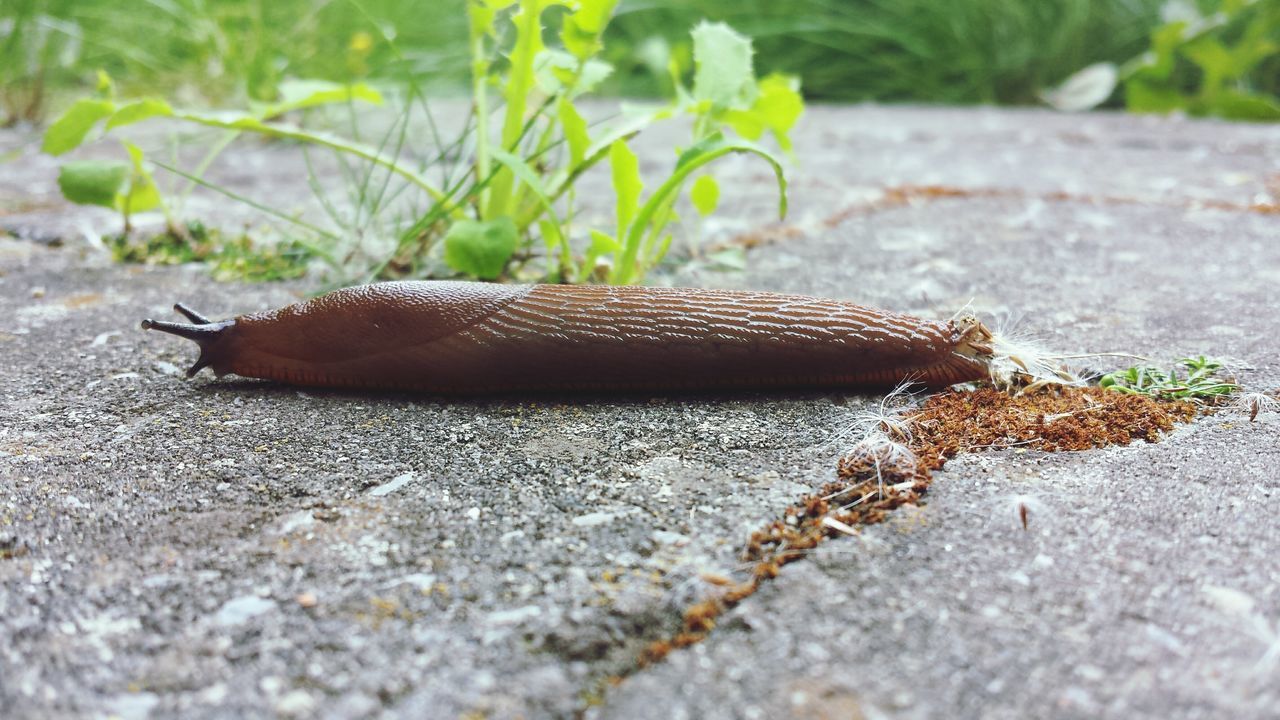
<box><xmin>141</xmin><ymin>304</ymin><xmax>234</xmax><ymax>377</ymax></box>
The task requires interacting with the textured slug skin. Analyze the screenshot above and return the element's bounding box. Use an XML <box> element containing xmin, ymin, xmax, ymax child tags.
<box><xmin>188</xmin><ymin>281</ymin><xmax>987</xmax><ymax>393</ymax></box>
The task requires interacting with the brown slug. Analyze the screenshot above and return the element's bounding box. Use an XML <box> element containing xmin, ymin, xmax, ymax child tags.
<box><xmin>141</xmin><ymin>281</ymin><xmax>994</xmax><ymax>394</ymax></box>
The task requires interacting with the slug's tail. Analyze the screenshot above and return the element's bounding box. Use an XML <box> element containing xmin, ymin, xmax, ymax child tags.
<box><xmin>141</xmin><ymin>303</ymin><xmax>234</xmax><ymax>377</ymax></box>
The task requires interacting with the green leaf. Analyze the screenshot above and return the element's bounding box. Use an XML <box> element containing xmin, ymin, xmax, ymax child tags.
<box><xmin>1125</xmin><ymin>79</ymin><xmax>1185</xmax><ymax>113</ymax></box>
<box><xmin>95</xmin><ymin>70</ymin><xmax>116</xmax><ymax>99</ymax></box>
<box><xmin>691</xmin><ymin>21</ymin><xmax>757</xmax><ymax>110</ymax></box>
<box><xmin>635</xmin><ymin>36</ymin><xmax>672</xmax><ymax>80</ymax></box>
<box><xmin>611</xmin><ymin>131</ymin><xmax>787</xmax><ymax>284</ymax></box>
<box><xmin>1169</xmin><ymin>5</ymin><xmax>1277</xmax><ymax>85</ymax></box>
<box><xmin>468</xmin><ymin>0</ymin><xmax>517</xmax><ymax>38</ymax></box>
<box><xmin>690</xmin><ymin>174</ymin><xmax>719</xmax><ymax>216</ymax></box>
<box><xmin>722</xmin><ymin>73</ymin><xmax>804</xmax><ymax>151</ymax></box>
<box><xmin>583</xmin><ymin>229</ymin><xmax>620</xmax><ymax>280</ymax></box>
<box><xmin>121</xmin><ymin>141</ymin><xmax>162</xmax><ymax>213</ymax></box>
<box><xmin>537</xmin><ymin>218</ymin><xmax>576</xmax><ymax>280</ymax></box>
<box><xmin>534</xmin><ymin>49</ymin><xmax>613</xmax><ymax>97</ymax></box>
<box><xmin>583</xmin><ymin>105</ymin><xmax>672</xmax><ymax>159</ymax></box>
<box><xmin>266</xmin><ymin>80</ymin><xmax>384</xmax><ymax>117</ymax></box>
<box><xmin>487</xmin><ymin>0</ymin><xmax>562</xmax><ymax>219</ymax></box>
<box><xmin>1226</xmin><ymin>20</ymin><xmax>1278</xmax><ymax>77</ymax></box>
<box><xmin>1201</xmin><ymin>90</ymin><xmax>1280</xmax><ymax>121</ymax></box>
<box><xmin>672</xmin><ymin>133</ymin><xmax>787</xmax><ymax>220</ymax></box>
<box><xmin>1128</xmin><ymin>21</ymin><xmax>1189</xmax><ymax>82</ymax></box>
<box><xmin>57</xmin><ymin>160</ymin><xmax>128</xmax><ymax>208</ymax></box>
<box><xmin>706</xmin><ymin>246</ymin><xmax>746</xmax><ymax>271</ymax></box>
<box><xmin>42</xmin><ymin>99</ymin><xmax>116</xmax><ymax>155</ymax></box>
<box><xmin>1100</xmin><ymin>355</ymin><xmax>1236</xmax><ymax>400</ymax></box>
<box><xmin>490</xmin><ymin>148</ymin><xmax>558</xmax><ymax>208</ymax></box>
<box><xmin>443</xmin><ymin>218</ymin><xmax>518</xmax><ymax>279</ymax></box>
<box><xmin>756</xmin><ymin>73</ymin><xmax>804</xmax><ymax>133</ymax></box>
<box><xmin>588</xmin><ymin>229</ymin><xmax>620</xmax><ymax>254</ymax></box>
<box><xmin>609</xmin><ymin>140</ymin><xmax>642</xmax><ymax>237</ymax></box>
<box><xmin>536</xmin><ymin>218</ymin><xmax>561</xmax><ymax>252</ymax></box>
<box><xmin>489</xmin><ymin>148</ymin><xmax>565</xmax><ymax>244</ymax></box>
<box><xmin>558</xmin><ymin>98</ymin><xmax>589</xmax><ymax>169</ymax></box>
<box><xmin>106</xmin><ymin>99</ymin><xmax>174</xmax><ymax>129</ymax></box>
<box><xmin>561</xmin><ymin>0</ymin><xmax>619</xmax><ymax>59</ymax></box>
<box><xmin>1182</xmin><ymin>36</ymin><xmax>1232</xmax><ymax>92</ymax></box>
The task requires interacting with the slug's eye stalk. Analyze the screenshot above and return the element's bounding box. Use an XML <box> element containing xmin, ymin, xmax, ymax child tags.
<box><xmin>140</xmin><ymin>304</ymin><xmax>234</xmax><ymax>378</ymax></box>
<box><xmin>172</xmin><ymin>302</ymin><xmax>213</xmax><ymax>325</ymax></box>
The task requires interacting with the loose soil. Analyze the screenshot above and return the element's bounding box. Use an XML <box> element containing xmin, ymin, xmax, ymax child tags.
<box><xmin>637</xmin><ymin>386</ymin><xmax>1197</xmax><ymax>666</ymax></box>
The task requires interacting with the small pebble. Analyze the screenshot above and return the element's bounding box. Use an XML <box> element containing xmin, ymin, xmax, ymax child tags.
<box><xmin>214</xmin><ymin>595</ymin><xmax>276</xmax><ymax>626</ymax></box>
<box><xmin>275</xmin><ymin>690</ymin><xmax>317</xmax><ymax>717</ymax></box>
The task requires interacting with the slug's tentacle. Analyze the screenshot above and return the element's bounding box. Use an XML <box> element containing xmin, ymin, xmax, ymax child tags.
<box><xmin>140</xmin><ymin>282</ymin><xmax>997</xmax><ymax>394</ymax></box>
<box><xmin>173</xmin><ymin>302</ymin><xmax>213</xmax><ymax>325</ymax></box>
<box><xmin>141</xmin><ymin>308</ymin><xmax>234</xmax><ymax>378</ymax></box>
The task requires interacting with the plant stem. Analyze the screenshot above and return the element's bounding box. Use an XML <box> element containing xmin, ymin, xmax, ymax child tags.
<box><xmin>471</xmin><ymin>32</ymin><xmax>491</xmax><ymax>214</ymax></box>
<box><xmin>170</xmin><ymin>110</ymin><xmax>457</xmax><ymax>213</ymax></box>
<box><xmin>154</xmin><ymin>159</ymin><xmax>341</xmax><ymax>270</ymax></box>
<box><xmin>177</xmin><ymin>128</ymin><xmax>239</xmax><ymax>210</ymax></box>
<box><xmin>611</xmin><ymin>141</ymin><xmax>785</xmax><ymax>284</ymax></box>
<box><xmin>486</xmin><ymin>0</ymin><xmax>543</xmax><ymax>220</ymax></box>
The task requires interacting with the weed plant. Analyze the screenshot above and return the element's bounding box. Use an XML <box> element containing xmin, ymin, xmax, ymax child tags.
<box><xmin>1100</xmin><ymin>356</ymin><xmax>1238</xmax><ymax>401</ymax></box>
<box><xmin>39</xmin><ymin>2</ymin><xmax>802</xmax><ymax>284</ymax></box>
<box><xmin>1046</xmin><ymin>0</ymin><xmax>1280</xmax><ymax>119</ymax></box>
<box><xmin>1121</xmin><ymin>0</ymin><xmax>1280</xmax><ymax>119</ymax></box>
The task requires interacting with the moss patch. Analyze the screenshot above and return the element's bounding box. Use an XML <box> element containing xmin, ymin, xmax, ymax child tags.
<box><xmin>108</xmin><ymin>222</ymin><xmax>313</xmax><ymax>282</ymax></box>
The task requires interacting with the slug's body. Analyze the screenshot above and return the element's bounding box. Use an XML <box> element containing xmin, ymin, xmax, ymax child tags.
<box><xmin>142</xmin><ymin>281</ymin><xmax>993</xmax><ymax>394</ymax></box>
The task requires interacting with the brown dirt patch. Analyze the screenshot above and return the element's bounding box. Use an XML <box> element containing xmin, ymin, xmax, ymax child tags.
<box><xmin>910</xmin><ymin>386</ymin><xmax>1196</xmax><ymax>459</ymax></box>
<box><xmin>817</xmin><ymin>184</ymin><xmax>1280</xmax><ymax>231</ymax></box>
<box><xmin>638</xmin><ymin>386</ymin><xmax>1196</xmax><ymax>666</ymax></box>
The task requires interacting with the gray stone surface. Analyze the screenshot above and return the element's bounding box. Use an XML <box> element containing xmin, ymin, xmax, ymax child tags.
<box><xmin>1</xmin><ymin>106</ymin><xmax>1278</xmax><ymax>719</ymax></box>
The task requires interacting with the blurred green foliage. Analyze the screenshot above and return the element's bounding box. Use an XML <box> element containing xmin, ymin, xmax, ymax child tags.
<box><xmin>4</xmin><ymin>0</ymin><xmax>1187</xmax><ymax>123</ymax></box>
<box><xmin>1123</xmin><ymin>0</ymin><xmax>1280</xmax><ymax>119</ymax></box>
<box><xmin>39</xmin><ymin>4</ymin><xmax>797</xmax><ymax>285</ymax></box>
<box><xmin>605</xmin><ymin>0</ymin><xmax>1168</xmax><ymax>104</ymax></box>
<box><xmin>2</xmin><ymin>0</ymin><xmax>469</xmax><ymax>122</ymax></box>
<box><xmin>9</xmin><ymin>0</ymin><xmax>1279</xmax><ymax>121</ymax></box>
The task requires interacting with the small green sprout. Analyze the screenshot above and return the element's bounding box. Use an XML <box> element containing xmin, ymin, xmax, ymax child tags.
<box><xmin>1099</xmin><ymin>356</ymin><xmax>1238</xmax><ymax>401</ymax></box>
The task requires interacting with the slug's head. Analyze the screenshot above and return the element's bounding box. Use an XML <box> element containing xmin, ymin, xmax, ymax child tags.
<box><xmin>141</xmin><ymin>303</ymin><xmax>236</xmax><ymax>378</ymax></box>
